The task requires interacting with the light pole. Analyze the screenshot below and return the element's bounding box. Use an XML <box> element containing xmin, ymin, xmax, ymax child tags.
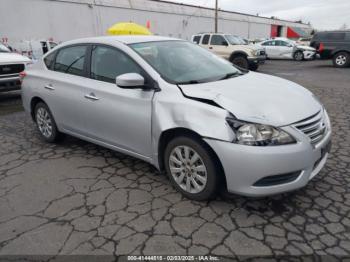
<box><xmin>214</xmin><ymin>0</ymin><xmax>218</xmax><ymax>33</ymax></box>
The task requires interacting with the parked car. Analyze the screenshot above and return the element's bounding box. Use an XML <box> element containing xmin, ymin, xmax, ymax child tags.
<box><xmin>0</xmin><ymin>43</ymin><xmax>31</xmax><ymax>93</ymax></box>
<box><xmin>310</xmin><ymin>31</ymin><xmax>350</xmax><ymax>68</ymax></box>
<box><xmin>191</xmin><ymin>33</ymin><xmax>266</xmax><ymax>71</ymax></box>
<box><xmin>257</xmin><ymin>38</ymin><xmax>316</xmax><ymax>61</ymax></box>
<box><xmin>22</xmin><ymin>36</ymin><xmax>332</xmax><ymax>200</ymax></box>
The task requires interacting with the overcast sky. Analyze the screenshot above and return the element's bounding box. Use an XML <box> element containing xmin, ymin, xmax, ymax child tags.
<box><xmin>167</xmin><ymin>0</ymin><xmax>350</xmax><ymax>30</ymax></box>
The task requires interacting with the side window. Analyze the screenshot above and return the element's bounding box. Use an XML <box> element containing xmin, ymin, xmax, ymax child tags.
<box><xmin>327</xmin><ymin>33</ymin><xmax>345</xmax><ymax>41</ymax></box>
<box><xmin>202</xmin><ymin>34</ymin><xmax>210</xmax><ymax>45</ymax></box>
<box><xmin>346</xmin><ymin>33</ymin><xmax>350</xmax><ymax>41</ymax></box>
<box><xmin>90</xmin><ymin>45</ymin><xmax>143</xmax><ymax>84</ymax></box>
<box><xmin>44</xmin><ymin>51</ymin><xmax>56</xmax><ymax>70</ymax></box>
<box><xmin>193</xmin><ymin>35</ymin><xmax>201</xmax><ymax>44</ymax></box>
<box><xmin>277</xmin><ymin>41</ymin><xmax>290</xmax><ymax>47</ymax></box>
<box><xmin>262</xmin><ymin>41</ymin><xmax>274</xmax><ymax>46</ymax></box>
<box><xmin>54</xmin><ymin>46</ymin><xmax>87</xmax><ymax>76</ymax></box>
<box><xmin>210</xmin><ymin>35</ymin><xmax>228</xmax><ymax>46</ymax></box>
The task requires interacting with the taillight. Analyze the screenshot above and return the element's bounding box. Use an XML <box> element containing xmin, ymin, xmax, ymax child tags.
<box><xmin>19</xmin><ymin>71</ymin><xmax>27</xmax><ymax>83</ymax></box>
<box><xmin>318</xmin><ymin>42</ymin><xmax>324</xmax><ymax>53</ymax></box>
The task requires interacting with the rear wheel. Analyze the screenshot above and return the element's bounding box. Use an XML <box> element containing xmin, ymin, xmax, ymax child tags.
<box><xmin>294</xmin><ymin>51</ymin><xmax>304</xmax><ymax>61</ymax></box>
<box><xmin>164</xmin><ymin>136</ymin><xmax>219</xmax><ymax>201</ymax></box>
<box><xmin>34</xmin><ymin>102</ymin><xmax>61</xmax><ymax>143</ymax></box>
<box><xmin>333</xmin><ymin>52</ymin><xmax>350</xmax><ymax>68</ymax></box>
<box><xmin>231</xmin><ymin>55</ymin><xmax>249</xmax><ymax>69</ymax></box>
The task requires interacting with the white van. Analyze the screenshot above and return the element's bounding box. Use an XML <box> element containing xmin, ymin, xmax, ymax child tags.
<box><xmin>12</xmin><ymin>40</ymin><xmax>58</xmax><ymax>61</ymax></box>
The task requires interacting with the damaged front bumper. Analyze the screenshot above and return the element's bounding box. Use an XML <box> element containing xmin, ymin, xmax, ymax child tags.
<box><xmin>204</xmin><ymin>126</ymin><xmax>331</xmax><ymax>197</ymax></box>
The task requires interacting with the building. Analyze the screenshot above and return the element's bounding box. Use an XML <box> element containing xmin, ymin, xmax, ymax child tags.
<box><xmin>0</xmin><ymin>0</ymin><xmax>312</xmax><ymax>45</ymax></box>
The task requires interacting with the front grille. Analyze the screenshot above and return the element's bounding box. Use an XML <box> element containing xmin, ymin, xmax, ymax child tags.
<box><xmin>253</xmin><ymin>172</ymin><xmax>301</xmax><ymax>187</ymax></box>
<box><xmin>0</xmin><ymin>64</ymin><xmax>25</xmax><ymax>75</ymax></box>
<box><xmin>293</xmin><ymin>110</ymin><xmax>327</xmax><ymax>145</ymax></box>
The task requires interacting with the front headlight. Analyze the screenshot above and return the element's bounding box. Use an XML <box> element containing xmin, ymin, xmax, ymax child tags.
<box><xmin>226</xmin><ymin>118</ymin><xmax>296</xmax><ymax>146</ymax></box>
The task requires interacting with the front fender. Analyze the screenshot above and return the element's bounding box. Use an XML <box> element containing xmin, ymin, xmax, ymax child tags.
<box><xmin>151</xmin><ymin>83</ymin><xmax>234</xmax><ymax>167</ymax></box>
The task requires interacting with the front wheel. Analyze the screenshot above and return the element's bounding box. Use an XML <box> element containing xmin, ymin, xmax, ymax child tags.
<box><xmin>231</xmin><ymin>55</ymin><xmax>249</xmax><ymax>69</ymax></box>
<box><xmin>249</xmin><ymin>63</ymin><xmax>259</xmax><ymax>71</ymax></box>
<box><xmin>164</xmin><ymin>136</ymin><xmax>219</xmax><ymax>201</ymax></box>
<box><xmin>333</xmin><ymin>52</ymin><xmax>350</xmax><ymax>68</ymax></box>
<box><xmin>294</xmin><ymin>51</ymin><xmax>304</xmax><ymax>61</ymax></box>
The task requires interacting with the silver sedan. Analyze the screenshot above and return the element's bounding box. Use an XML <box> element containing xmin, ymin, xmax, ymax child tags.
<box><xmin>22</xmin><ymin>36</ymin><xmax>331</xmax><ymax>200</ymax></box>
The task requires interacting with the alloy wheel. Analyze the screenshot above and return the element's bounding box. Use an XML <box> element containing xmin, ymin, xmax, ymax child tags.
<box><xmin>36</xmin><ymin>107</ymin><xmax>53</xmax><ymax>138</ymax></box>
<box><xmin>295</xmin><ymin>52</ymin><xmax>303</xmax><ymax>61</ymax></box>
<box><xmin>335</xmin><ymin>55</ymin><xmax>347</xmax><ymax>66</ymax></box>
<box><xmin>169</xmin><ymin>145</ymin><xmax>208</xmax><ymax>194</ymax></box>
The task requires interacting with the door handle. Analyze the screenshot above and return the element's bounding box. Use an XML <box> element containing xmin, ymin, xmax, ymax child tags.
<box><xmin>84</xmin><ymin>93</ymin><xmax>99</xmax><ymax>101</ymax></box>
<box><xmin>209</xmin><ymin>47</ymin><xmax>213</xmax><ymax>49</ymax></box>
<box><xmin>44</xmin><ymin>84</ymin><xmax>55</xmax><ymax>90</ymax></box>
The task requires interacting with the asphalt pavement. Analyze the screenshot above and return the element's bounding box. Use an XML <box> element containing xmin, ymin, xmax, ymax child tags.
<box><xmin>0</xmin><ymin>60</ymin><xmax>349</xmax><ymax>259</ymax></box>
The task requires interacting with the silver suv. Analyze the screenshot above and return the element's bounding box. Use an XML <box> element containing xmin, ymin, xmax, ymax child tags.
<box><xmin>22</xmin><ymin>36</ymin><xmax>331</xmax><ymax>200</ymax></box>
<box><xmin>192</xmin><ymin>33</ymin><xmax>266</xmax><ymax>71</ymax></box>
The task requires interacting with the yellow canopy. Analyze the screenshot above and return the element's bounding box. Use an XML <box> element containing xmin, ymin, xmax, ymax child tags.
<box><xmin>107</xmin><ymin>22</ymin><xmax>152</xmax><ymax>35</ymax></box>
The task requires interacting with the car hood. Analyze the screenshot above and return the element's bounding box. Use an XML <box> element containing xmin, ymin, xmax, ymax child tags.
<box><xmin>0</xmin><ymin>52</ymin><xmax>31</xmax><ymax>64</ymax></box>
<box><xmin>247</xmin><ymin>44</ymin><xmax>263</xmax><ymax>51</ymax></box>
<box><xmin>296</xmin><ymin>45</ymin><xmax>315</xmax><ymax>51</ymax></box>
<box><xmin>179</xmin><ymin>72</ymin><xmax>322</xmax><ymax>127</ymax></box>
<box><xmin>230</xmin><ymin>44</ymin><xmax>262</xmax><ymax>52</ymax></box>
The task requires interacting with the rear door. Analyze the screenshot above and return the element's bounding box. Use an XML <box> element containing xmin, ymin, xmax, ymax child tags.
<box><xmin>199</xmin><ymin>34</ymin><xmax>211</xmax><ymax>50</ymax></box>
<box><xmin>261</xmin><ymin>40</ymin><xmax>278</xmax><ymax>58</ymax></box>
<box><xmin>41</xmin><ymin>45</ymin><xmax>90</xmax><ymax>135</ymax></box>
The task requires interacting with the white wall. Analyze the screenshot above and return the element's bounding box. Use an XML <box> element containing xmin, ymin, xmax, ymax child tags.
<box><xmin>0</xmin><ymin>0</ymin><xmax>312</xmax><ymax>45</ymax></box>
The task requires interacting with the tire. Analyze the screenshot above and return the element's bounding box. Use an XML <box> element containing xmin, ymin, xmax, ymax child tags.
<box><xmin>164</xmin><ymin>136</ymin><xmax>220</xmax><ymax>201</ymax></box>
<box><xmin>249</xmin><ymin>63</ymin><xmax>259</xmax><ymax>71</ymax></box>
<box><xmin>34</xmin><ymin>102</ymin><xmax>61</xmax><ymax>143</ymax></box>
<box><xmin>294</xmin><ymin>51</ymin><xmax>304</xmax><ymax>61</ymax></box>
<box><xmin>231</xmin><ymin>55</ymin><xmax>249</xmax><ymax>69</ymax></box>
<box><xmin>333</xmin><ymin>52</ymin><xmax>350</xmax><ymax>68</ymax></box>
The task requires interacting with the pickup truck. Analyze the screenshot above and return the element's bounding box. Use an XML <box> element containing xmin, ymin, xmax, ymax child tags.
<box><xmin>0</xmin><ymin>43</ymin><xmax>31</xmax><ymax>93</ymax></box>
<box><xmin>192</xmin><ymin>33</ymin><xmax>266</xmax><ymax>71</ymax></box>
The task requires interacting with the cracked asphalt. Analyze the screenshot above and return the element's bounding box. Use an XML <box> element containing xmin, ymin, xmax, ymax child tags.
<box><xmin>0</xmin><ymin>60</ymin><xmax>349</xmax><ymax>259</ymax></box>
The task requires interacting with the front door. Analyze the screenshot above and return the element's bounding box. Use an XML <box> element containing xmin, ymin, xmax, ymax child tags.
<box><xmin>208</xmin><ymin>35</ymin><xmax>230</xmax><ymax>59</ymax></box>
<box><xmin>275</xmin><ymin>40</ymin><xmax>294</xmax><ymax>59</ymax></box>
<box><xmin>81</xmin><ymin>45</ymin><xmax>154</xmax><ymax>159</ymax></box>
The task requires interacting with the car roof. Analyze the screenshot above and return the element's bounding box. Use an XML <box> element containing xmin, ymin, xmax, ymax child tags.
<box><xmin>58</xmin><ymin>35</ymin><xmax>182</xmax><ymax>47</ymax></box>
<box><xmin>195</xmin><ymin>33</ymin><xmax>225</xmax><ymax>35</ymax></box>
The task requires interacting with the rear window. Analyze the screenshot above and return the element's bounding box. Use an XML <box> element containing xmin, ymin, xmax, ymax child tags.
<box><xmin>44</xmin><ymin>52</ymin><xmax>56</xmax><ymax>70</ymax></box>
<box><xmin>202</xmin><ymin>34</ymin><xmax>210</xmax><ymax>45</ymax></box>
<box><xmin>192</xmin><ymin>35</ymin><xmax>201</xmax><ymax>44</ymax></box>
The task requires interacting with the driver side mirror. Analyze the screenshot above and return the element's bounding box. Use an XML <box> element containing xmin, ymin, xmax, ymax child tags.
<box><xmin>222</xmin><ymin>41</ymin><xmax>229</xmax><ymax>46</ymax></box>
<box><xmin>116</xmin><ymin>73</ymin><xmax>145</xmax><ymax>89</ymax></box>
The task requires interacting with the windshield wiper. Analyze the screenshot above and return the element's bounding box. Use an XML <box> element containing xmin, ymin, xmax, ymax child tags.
<box><xmin>218</xmin><ymin>71</ymin><xmax>243</xmax><ymax>80</ymax></box>
<box><xmin>176</xmin><ymin>80</ymin><xmax>201</xmax><ymax>85</ymax></box>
